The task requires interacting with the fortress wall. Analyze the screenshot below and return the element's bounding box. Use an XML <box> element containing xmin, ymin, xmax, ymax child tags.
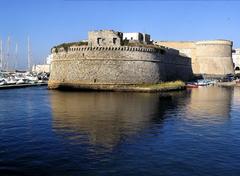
<box><xmin>153</xmin><ymin>41</ymin><xmax>196</xmax><ymax>58</ymax></box>
<box><xmin>196</xmin><ymin>40</ymin><xmax>234</xmax><ymax>76</ymax></box>
<box><xmin>164</xmin><ymin>52</ymin><xmax>193</xmax><ymax>81</ymax></box>
<box><xmin>154</xmin><ymin>41</ymin><xmax>199</xmax><ymax>74</ymax></box>
<box><xmin>155</xmin><ymin>40</ymin><xmax>234</xmax><ymax>76</ymax></box>
<box><xmin>49</xmin><ymin>46</ymin><xmax>193</xmax><ymax>89</ymax></box>
<box><xmin>50</xmin><ymin>47</ymin><xmax>165</xmax><ymax>87</ymax></box>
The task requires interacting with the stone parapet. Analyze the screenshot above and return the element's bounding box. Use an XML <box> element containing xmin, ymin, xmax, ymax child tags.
<box><xmin>195</xmin><ymin>40</ymin><xmax>232</xmax><ymax>46</ymax></box>
<box><xmin>52</xmin><ymin>46</ymin><xmax>161</xmax><ymax>54</ymax></box>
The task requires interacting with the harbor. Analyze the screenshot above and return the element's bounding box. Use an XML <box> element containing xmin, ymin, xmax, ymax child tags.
<box><xmin>1</xmin><ymin>0</ymin><xmax>240</xmax><ymax>176</ymax></box>
<box><xmin>0</xmin><ymin>71</ymin><xmax>49</xmax><ymax>88</ymax></box>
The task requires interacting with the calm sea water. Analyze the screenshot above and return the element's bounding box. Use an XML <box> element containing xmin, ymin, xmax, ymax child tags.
<box><xmin>0</xmin><ymin>86</ymin><xmax>240</xmax><ymax>176</ymax></box>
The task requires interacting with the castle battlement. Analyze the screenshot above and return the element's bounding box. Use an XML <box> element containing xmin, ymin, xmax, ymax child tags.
<box><xmin>52</xmin><ymin>46</ymin><xmax>165</xmax><ymax>54</ymax></box>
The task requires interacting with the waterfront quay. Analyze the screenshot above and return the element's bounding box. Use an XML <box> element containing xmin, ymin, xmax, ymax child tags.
<box><xmin>0</xmin><ymin>82</ymin><xmax>47</xmax><ymax>89</ymax></box>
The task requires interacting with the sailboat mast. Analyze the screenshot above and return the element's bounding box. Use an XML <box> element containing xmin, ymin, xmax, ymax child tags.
<box><xmin>27</xmin><ymin>36</ymin><xmax>31</xmax><ymax>71</ymax></box>
<box><xmin>6</xmin><ymin>36</ymin><xmax>10</xmax><ymax>71</ymax></box>
<box><xmin>0</xmin><ymin>40</ymin><xmax>3</xmax><ymax>70</ymax></box>
<box><xmin>15</xmin><ymin>43</ymin><xmax>18</xmax><ymax>70</ymax></box>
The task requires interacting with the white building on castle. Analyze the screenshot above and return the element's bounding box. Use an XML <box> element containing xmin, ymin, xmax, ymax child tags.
<box><xmin>232</xmin><ymin>48</ymin><xmax>240</xmax><ymax>71</ymax></box>
<box><xmin>123</xmin><ymin>32</ymin><xmax>151</xmax><ymax>44</ymax></box>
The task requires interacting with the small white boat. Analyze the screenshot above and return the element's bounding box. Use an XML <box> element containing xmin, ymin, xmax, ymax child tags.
<box><xmin>16</xmin><ymin>79</ymin><xmax>25</xmax><ymax>84</ymax></box>
<box><xmin>5</xmin><ymin>78</ymin><xmax>17</xmax><ymax>85</ymax></box>
<box><xmin>0</xmin><ymin>80</ymin><xmax>6</xmax><ymax>85</ymax></box>
<box><xmin>26</xmin><ymin>75</ymin><xmax>38</xmax><ymax>83</ymax></box>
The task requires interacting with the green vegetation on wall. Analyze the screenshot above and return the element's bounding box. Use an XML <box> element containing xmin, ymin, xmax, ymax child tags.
<box><xmin>53</xmin><ymin>41</ymin><xmax>88</xmax><ymax>52</ymax></box>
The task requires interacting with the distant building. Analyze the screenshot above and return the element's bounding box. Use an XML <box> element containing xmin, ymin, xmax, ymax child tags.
<box><xmin>232</xmin><ymin>48</ymin><xmax>240</xmax><ymax>71</ymax></box>
<box><xmin>46</xmin><ymin>54</ymin><xmax>53</xmax><ymax>65</ymax></box>
<box><xmin>32</xmin><ymin>64</ymin><xmax>50</xmax><ymax>73</ymax></box>
<box><xmin>32</xmin><ymin>54</ymin><xmax>53</xmax><ymax>73</ymax></box>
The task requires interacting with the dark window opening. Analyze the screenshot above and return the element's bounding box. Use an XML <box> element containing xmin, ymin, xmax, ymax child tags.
<box><xmin>97</xmin><ymin>38</ymin><xmax>101</xmax><ymax>45</ymax></box>
<box><xmin>131</xmin><ymin>37</ymin><xmax>133</xmax><ymax>40</ymax></box>
<box><xmin>236</xmin><ymin>66</ymin><xmax>240</xmax><ymax>70</ymax></box>
<box><xmin>160</xmin><ymin>49</ymin><xmax>165</xmax><ymax>55</ymax></box>
<box><xmin>113</xmin><ymin>38</ymin><xmax>117</xmax><ymax>44</ymax></box>
<box><xmin>139</xmin><ymin>34</ymin><xmax>143</xmax><ymax>42</ymax></box>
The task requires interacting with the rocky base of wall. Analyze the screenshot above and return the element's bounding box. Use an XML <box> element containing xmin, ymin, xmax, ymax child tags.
<box><xmin>48</xmin><ymin>81</ymin><xmax>186</xmax><ymax>92</ymax></box>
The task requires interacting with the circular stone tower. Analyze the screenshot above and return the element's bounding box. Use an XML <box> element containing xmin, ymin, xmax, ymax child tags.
<box><xmin>196</xmin><ymin>40</ymin><xmax>234</xmax><ymax>77</ymax></box>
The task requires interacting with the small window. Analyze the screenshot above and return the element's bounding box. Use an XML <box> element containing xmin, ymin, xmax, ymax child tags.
<box><xmin>113</xmin><ymin>38</ymin><xmax>117</xmax><ymax>44</ymax></box>
<box><xmin>131</xmin><ymin>37</ymin><xmax>133</xmax><ymax>40</ymax></box>
<box><xmin>97</xmin><ymin>38</ymin><xmax>101</xmax><ymax>45</ymax></box>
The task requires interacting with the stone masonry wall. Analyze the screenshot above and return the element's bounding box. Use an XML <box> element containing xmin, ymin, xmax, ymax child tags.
<box><xmin>196</xmin><ymin>40</ymin><xmax>234</xmax><ymax>76</ymax></box>
<box><xmin>88</xmin><ymin>30</ymin><xmax>122</xmax><ymax>47</ymax></box>
<box><xmin>155</xmin><ymin>40</ymin><xmax>234</xmax><ymax>77</ymax></box>
<box><xmin>48</xmin><ymin>46</ymin><xmax>193</xmax><ymax>89</ymax></box>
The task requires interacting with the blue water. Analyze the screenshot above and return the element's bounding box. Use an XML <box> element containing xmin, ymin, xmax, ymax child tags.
<box><xmin>0</xmin><ymin>86</ymin><xmax>240</xmax><ymax>176</ymax></box>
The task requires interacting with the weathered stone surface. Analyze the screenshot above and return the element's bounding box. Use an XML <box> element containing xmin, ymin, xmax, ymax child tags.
<box><xmin>88</xmin><ymin>30</ymin><xmax>122</xmax><ymax>47</ymax></box>
<box><xmin>49</xmin><ymin>46</ymin><xmax>193</xmax><ymax>89</ymax></box>
<box><xmin>196</xmin><ymin>40</ymin><xmax>234</xmax><ymax>75</ymax></box>
<box><xmin>155</xmin><ymin>40</ymin><xmax>234</xmax><ymax>76</ymax></box>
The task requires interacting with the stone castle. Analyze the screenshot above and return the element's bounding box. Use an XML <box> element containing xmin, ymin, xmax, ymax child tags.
<box><xmin>48</xmin><ymin>30</ymin><xmax>234</xmax><ymax>90</ymax></box>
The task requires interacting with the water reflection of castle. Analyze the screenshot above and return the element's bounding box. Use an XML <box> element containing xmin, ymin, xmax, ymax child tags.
<box><xmin>185</xmin><ymin>87</ymin><xmax>233</xmax><ymax>121</ymax></box>
<box><xmin>50</xmin><ymin>91</ymin><xmax>176</xmax><ymax>149</ymax></box>
<box><xmin>50</xmin><ymin>87</ymin><xmax>233</xmax><ymax>149</ymax></box>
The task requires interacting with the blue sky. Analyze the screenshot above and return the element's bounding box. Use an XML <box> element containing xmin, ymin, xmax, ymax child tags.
<box><xmin>0</xmin><ymin>0</ymin><xmax>240</xmax><ymax>69</ymax></box>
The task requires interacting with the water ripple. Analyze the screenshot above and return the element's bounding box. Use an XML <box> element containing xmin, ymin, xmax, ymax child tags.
<box><xmin>0</xmin><ymin>87</ymin><xmax>240</xmax><ymax>175</ymax></box>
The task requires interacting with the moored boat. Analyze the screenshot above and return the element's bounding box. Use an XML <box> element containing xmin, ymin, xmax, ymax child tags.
<box><xmin>186</xmin><ymin>83</ymin><xmax>198</xmax><ymax>88</ymax></box>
